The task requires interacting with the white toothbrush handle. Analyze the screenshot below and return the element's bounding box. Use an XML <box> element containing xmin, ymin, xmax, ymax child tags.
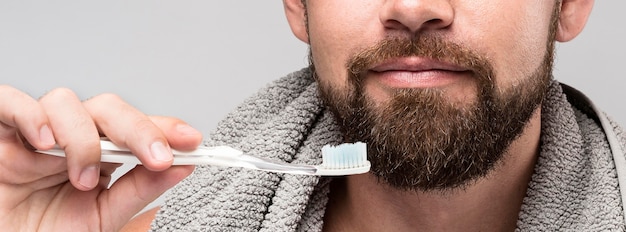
<box><xmin>36</xmin><ymin>139</ymin><xmax>371</xmax><ymax>176</ymax></box>
<box><xmin>98</xmin><ymin>139</ymin><xmax>243</xmax><ymax>157</ymax></box>
<box><xmin>37</xmin><ymin>139</ymin><xmax>244</xmax><ymax>165</ymax></box>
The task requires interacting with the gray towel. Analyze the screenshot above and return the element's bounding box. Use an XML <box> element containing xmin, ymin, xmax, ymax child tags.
<box><xmin>151</xmin><ymin>68</ymin><xmax>625</xmax><ymax>231</ymax></box>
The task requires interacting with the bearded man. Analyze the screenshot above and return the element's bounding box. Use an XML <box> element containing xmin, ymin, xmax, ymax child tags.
<box><xmin>1</xmin><ymin>0</ymin><xmax>624</xmax><ymax>231</ymax></box>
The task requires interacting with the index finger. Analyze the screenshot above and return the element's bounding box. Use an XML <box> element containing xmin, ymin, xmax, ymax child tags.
<box><xmin>0</xmin><ymin>85</ymin><xmax>56</xmax><ymax>149</ymax></box>
<box><xmin>39</xmin><ymin>88</ymin><xmax>102</xmax><ymax>191</ymax></box>
<box><xmin>82</xmin><ymin>93</ymin><xmax>174</xmax><ymax>171</ymax></box>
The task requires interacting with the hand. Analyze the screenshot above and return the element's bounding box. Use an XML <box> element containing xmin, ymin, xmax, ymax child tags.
<box><xmin>0</xmin><ymin>86</ymin><xmax>202</xmax><ymax>231</ymax></box>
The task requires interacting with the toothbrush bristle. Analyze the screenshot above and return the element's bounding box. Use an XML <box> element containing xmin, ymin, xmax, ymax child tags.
<box><xmin>321</xmin><ymin>142</ymin><xmax>367</xmax><ymax>169</ymax></box>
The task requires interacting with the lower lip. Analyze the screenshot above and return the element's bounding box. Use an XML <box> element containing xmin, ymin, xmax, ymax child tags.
<box><xmin>368</xmin><ymin>70</ymin><xmax>472</xmax><ymax>89</ymax></box>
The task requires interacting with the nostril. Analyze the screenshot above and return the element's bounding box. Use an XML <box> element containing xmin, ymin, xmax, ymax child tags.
<box><xmin>384</xmin><ymin>19</ymin><xmax>411</xmax><ymax>31</ymax></box>
<box><xmin>423</xmin><ymin>18</ymin><xmax>447</xmax><ymax>29</ymax></box>
<box><xmin>383</xmin><ymin>18</ymin><xmax>449</xmax><ymax>34</ymax></box>
<box><xmin>379</xmin><ymin>1</ymin><xmax>455</xmax><ymax>34</ymax></box>
<box><xmin>427</xmin><ymin>18</ymin><xmax>443</xmax><ymax>25</ymax></box>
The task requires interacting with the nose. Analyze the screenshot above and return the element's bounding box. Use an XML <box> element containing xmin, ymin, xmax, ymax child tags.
<box><xmin>380</xmin><ymin>0</ymin><xmax>454</xmax><ymax>35</ymax></box>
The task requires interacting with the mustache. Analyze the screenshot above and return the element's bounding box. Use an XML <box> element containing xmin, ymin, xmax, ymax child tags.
<box><xmin>346</xmin><ymin>36</ymin><xmax>494</xmax><ymax>86</ymax></box>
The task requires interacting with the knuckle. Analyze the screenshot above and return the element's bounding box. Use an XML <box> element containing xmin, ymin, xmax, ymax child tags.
<box><xmin>66</xmin><ymin>138</ymin><xmax>101</xmax><ymax>153</ymax></box>
<box><xmin>83</xmin><ymin>93</ymin><xmax>129</xmax><ymax>117</ymax></box>
<box><xmin>134</xmin><ymin>118</ymin><xmax>158</xmax><ymax>133</ymax></box>
<box><xmin>0</xmin><ymin>85</ymin><xmax>18</xmax><ymax>94</ymax></box>
<box><xmin>90</xmin><ymin>93</ymin><xmax>124</xmax><ymax>104</ymax></box>
<box><xmin>0</xmin><ymin>87</ymin><xmax>43</xmax><ymax>128</ymax></box>
<box><xmin>0</xmin><ymin>85</ymin><xmax>31</xmax><ymax>102</ymax></box>
<box><xmin>149</xmin><ymin>115</ymin><xmax>184</xmax><ymax>127</ymax></box>
<box><xmin>68</xmin><ymin>112</ymin><xmax>96</xmax><ymax>131</ymax></box>
<box><xmin>129</xmin><ymin>117</ymin><xmax>165</xmax><ymax>146</ymax></box>
<box><xmin>44</xmin><ymin>87</ymin><xmax>79</xmax><ymax>100</ymax></box>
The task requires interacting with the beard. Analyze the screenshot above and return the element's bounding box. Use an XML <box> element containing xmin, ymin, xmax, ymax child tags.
<box><xmin>313</xmin><ymin>12</ymin><xmax>558</xmax><ymax>192</ymax></box>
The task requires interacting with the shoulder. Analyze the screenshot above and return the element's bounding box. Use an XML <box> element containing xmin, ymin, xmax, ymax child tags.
<box><xmin>607</xmin><ymin>116</ymin><xmax>626</xmax><ymax>158</ymax></box>
<box><xmin>559</xmin><ymin>82</ymin><xmax>626</xmax><ymax>153</ymax></box>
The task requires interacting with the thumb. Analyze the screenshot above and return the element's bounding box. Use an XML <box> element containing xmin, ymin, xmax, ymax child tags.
<box><xmin>98</xmin><ymin>165</ymin><xmax>194</xmax><ymax>231</ymax></box>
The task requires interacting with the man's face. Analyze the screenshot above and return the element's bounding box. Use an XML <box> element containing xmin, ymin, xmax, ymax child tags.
<box><xmin>305</xmin><ymin>1</ymin><xmax>559</xmax><ymax>191</ymax></box>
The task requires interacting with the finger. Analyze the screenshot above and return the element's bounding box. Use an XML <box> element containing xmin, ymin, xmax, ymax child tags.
<box><xmin>82</xmin><ymin>94</ymin><xmax>173</xmax><ymax>171</ymax></box>
<box><xmin>0</xmin><ymin>148</ymin><xmax>67</xmax><ymax>185</ymax></box>
<box><xmin>0</xmin><ymin>85</ymin><xmax>56</xmax><ymax>149</ymax></box>
<box><xmin>0</xmin><ymin>148</ymin><xmax>67</xmax><ymax>209</ymax></box>
<box><xmin>99</xmin><ymin>165</ymin><xmax>195</xmax><ymax>232</ymax></box>
<box><xmin>148</xmin><ymin>116</ymin><xmax>203</xmax><ymax>151</ymax></box>
<box><xmin>39</xmin><ymin>88</ymin><xmax>102</xmax><ymax>191</ymax></box>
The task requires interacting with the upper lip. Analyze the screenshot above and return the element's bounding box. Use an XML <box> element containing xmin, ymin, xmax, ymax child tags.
<box><xmin>369</xmin><ymin>57</ymin><xmax>470</xmax><ymax>73</ymax></box>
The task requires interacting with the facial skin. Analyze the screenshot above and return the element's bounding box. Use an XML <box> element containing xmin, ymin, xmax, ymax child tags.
<box><xmin>306</xmin><ymin>0</ymin><xmax>557</xmax><ymax>102</ymax></box>
<box><xmin>290</xmin><ymin>0</ymin><xmax>562</xmax><ymax>191</ymax></box>
<box><xmin>319</xmin><ymin>35</ymin><xmax>553</xmax><ymax>191</ymax></box>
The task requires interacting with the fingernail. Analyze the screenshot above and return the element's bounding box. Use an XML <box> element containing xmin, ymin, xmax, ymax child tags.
<box><xmin>150</xmin><ymin>141</ymin><xmax>173</xmax><ymax>162</ymax></box>
<box><xmin>79</xmin><ymin>165</ymin><xmax>99</xmax><ymax>189</ymax></box>
<box><xmin>176</xmin><ymin>124</ymin><xmax>200</xmax><ymax>136</ymax></box>
<box><xmin>39</xmin><ymin>125</ymin><xmax>56</xmax><ymax>147</ymax></box>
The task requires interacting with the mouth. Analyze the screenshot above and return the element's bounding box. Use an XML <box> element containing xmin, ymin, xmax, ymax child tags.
<box><xmin>367</xmin><ymin>57</ymin><xmax>473</xmax><ymax>89</ymax></box>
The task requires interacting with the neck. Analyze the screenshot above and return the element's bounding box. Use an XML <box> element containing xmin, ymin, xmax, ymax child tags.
<box><xmin>323</xmin><ymin>109</ymin><xmax>541</xmax><ymax>232</ymax></box>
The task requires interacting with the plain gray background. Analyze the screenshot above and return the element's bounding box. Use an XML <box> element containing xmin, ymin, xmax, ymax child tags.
<box><xmin>1</xmin><ymin>1</ymin><xmax>625</xmax><ymax>212</ymax></box>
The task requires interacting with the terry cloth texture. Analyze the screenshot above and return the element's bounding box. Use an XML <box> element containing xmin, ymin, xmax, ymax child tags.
<box><xmin>151</xmin><ymin>68</ymin><xmax>626</xmax><ymax>231</ymax></box>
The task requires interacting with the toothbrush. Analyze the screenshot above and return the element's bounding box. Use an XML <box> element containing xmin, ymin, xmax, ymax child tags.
<box><xmin>36</xmin><ymin>139</ymin><xmax>370</xmax><ymax>176</ymax></box>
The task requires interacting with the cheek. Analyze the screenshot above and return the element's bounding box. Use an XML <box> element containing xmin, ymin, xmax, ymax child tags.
<box><xmin>307</xmin><ymin>2</ymin><xmax>380</xmax><ymax>90</ymax></box>
<box><xmin>458</xmin><ymin>1</ymin><xmax>555</xmax><ymax>90</ymax></box>
<box><xmin>308</xmin><ymin>32</ymin><xmax>352</xmax><ymax>90</ymax></box>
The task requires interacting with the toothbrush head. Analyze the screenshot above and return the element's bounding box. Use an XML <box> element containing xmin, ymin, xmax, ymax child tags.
<box><xmin>316</xmin><ymin>142</ymin><xmax>371</xmax><ymax>176</ymax></box>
